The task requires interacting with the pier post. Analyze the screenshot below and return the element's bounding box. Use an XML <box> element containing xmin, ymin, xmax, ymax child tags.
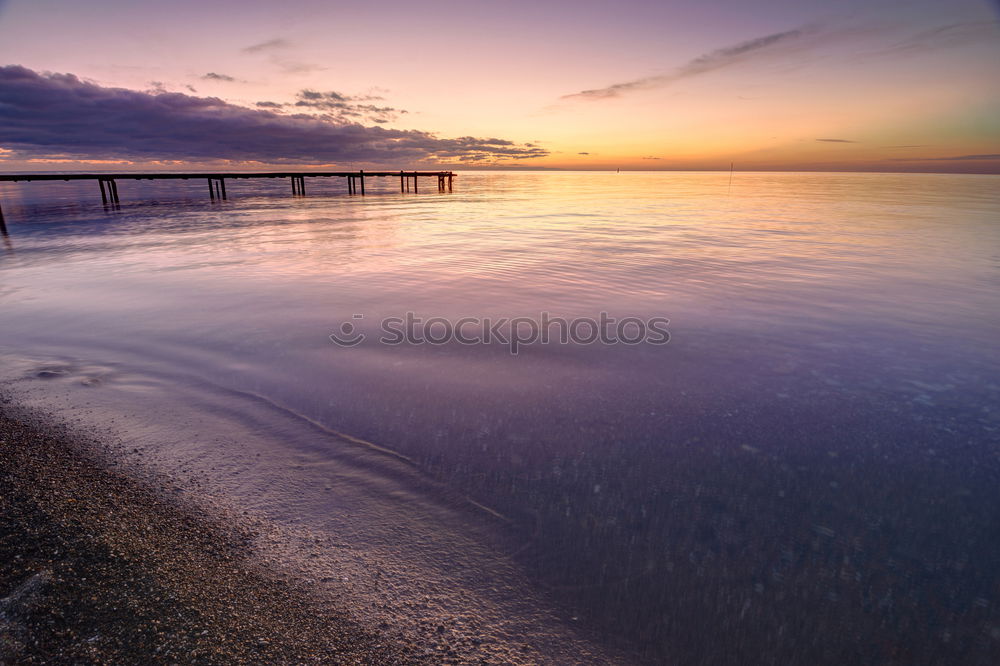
<box><xmin>299</xmin><ymin>177</ymin><xmax>305</xmax><ymax>195</ymax></box>
<box><xmin>414</xmin><ymin>172</ymin><xmax>418</xmax><ymax>194</ymax></box>
<box><xmin>208</xmin><ymin>178</ymin><xmax>216</xmax><ymax>200</ymax></box>
<box><xmin>99</xmin><ymin>179</ymin><xmax>109</xmax><ymax>205</ymax></box>
<box><xmin>360</xmin><ymin>170</ymin><xmax>365</xmax><ymax>195</ymax></box>
<box><xmin>0</xmin><ymin>201</ymin><xmax>10</xmax><ymax>251</ymax></box>
<box><xmin>220</xmin><ymin>178</ymin><xmax>227</xmax><ymax>200</ymax></box>
<box><xmin>400</xmin><ymin>170</ymin><xmax>405</xmax><ymax>193</ymax></box>
<box><xmin>109</xmin><ymin>179</ymin><xmax>120</xmax><ymax>205</ymax></box>
<box><xmin>448</xmin><ymin>174</ymin><xmax>453</xmax><ymax>192</ymax></box>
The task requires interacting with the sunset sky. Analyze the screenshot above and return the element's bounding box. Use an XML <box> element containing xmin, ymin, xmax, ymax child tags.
<box><xmin>0</xmin><ymin>0</ymin><xmax>998</xmax><ymax>172</ymax></box>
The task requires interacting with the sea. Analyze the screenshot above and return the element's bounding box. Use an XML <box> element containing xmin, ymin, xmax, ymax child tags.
<box><xmin>1</xmin><ymin>170</ymin><xmax>998</xmax><ymax>663</ymax></box>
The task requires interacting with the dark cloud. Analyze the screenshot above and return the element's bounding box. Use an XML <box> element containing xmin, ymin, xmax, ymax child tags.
<box><xmin>242</xmin><ymin>38</ymin><xmax>290</xmax><ymax>54</ymax></box>
<box><xmin>202</xmin><ymin>72</ymin><xmax>236</xmax><ymax>82</ymax></box>
<box><xmin>255</xmin><ymin>101</ymin><xmax>284</xmax><ymax>109</ymax></box>
<box><xmin>0</xmin><ymin>66</ymin><xmax>547</xmax><ymax>165</ymax></box>
<box><xmin>292</xmin><ymin>89</ymin><xmax>404</xmax><ymax>123</ymax></box>
<box><xmin>563</xmin><ymin>27</ymin><xmax>811</xmax><ymax>100</ymax></box>
<box><xmin>641</xmin><ymin>156</ymin><xmax>661</xmax><ymax>160</ymax></box>
<box><xmin>816</xmin><ymin>138</ymin><xmax>857</xmax><ymax>143</ymax></box>
<box><xmin>578</xmin><ymin>152</ymin><xmax>590</xmax><ymax>155</ymax></box>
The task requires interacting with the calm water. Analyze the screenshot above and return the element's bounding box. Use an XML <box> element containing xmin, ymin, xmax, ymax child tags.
<box><xmin>2</xmin><ymin>171</ymin><xmax>999</xmax><ymax>663</ymax></box>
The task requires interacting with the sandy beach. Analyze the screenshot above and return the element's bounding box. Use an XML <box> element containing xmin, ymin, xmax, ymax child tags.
<box><xmin>0</xmin><ymin>384</ymin><xmax>629</xmax><ymax>665</ymax></box>
<box><xmin>0</xmin><ymin>399</ymin><xmax>401</xmax><ymax>664</ymax></box>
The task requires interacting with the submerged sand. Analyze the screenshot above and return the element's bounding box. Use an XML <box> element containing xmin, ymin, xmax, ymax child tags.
<box><xmin>0</xmin><ymin>391</ymin><xmax>629</xmax><ymax>664</ymax></box>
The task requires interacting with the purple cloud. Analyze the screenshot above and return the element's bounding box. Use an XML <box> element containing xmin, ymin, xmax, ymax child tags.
<box><xmin>292</xmin><ymin>89</ymin><xmax>405</xmax><ymax>124</ymax></box>
<box><xmin>867</xmin><ymin>21</ymin><xmax>1000</xmax><ymax>59</ymax></box>
<box><xmin>0</xmin><ymin>66</ymin><xmax>546</xmax><ymax>165</ymax></box>
<box><xmin>242</xmin><ymin>38</ymin><xmax>290</xmax><ymax>54</ymax></box>
<box><xmin>563</xmin><ymin>27</ymin><xmax>811</xmax><ymax>100</ymax></box>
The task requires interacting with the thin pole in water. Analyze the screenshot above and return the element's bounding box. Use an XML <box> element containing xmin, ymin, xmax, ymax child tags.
<box><xmin>728</xmin><ymin>162</ymin><xmax>734</xmax><ymax>195</ymax></box>
<box><xmin>0</xmin><ymin>201</ymin><xmax>10</xmax><ymax>252</ymax></box>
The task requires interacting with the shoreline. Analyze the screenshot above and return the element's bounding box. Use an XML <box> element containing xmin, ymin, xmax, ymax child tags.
<box><xmin>0</xmin><ymin>365</ymin><xmax>630</xmax><ymax>666</ymax></box>
<box><xmin>0</xmin><ymin>400</ymin><xmax>399</xmax><ymax>664</ymax></box>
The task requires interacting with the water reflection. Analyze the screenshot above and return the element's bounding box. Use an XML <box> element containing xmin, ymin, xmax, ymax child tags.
<box><xmin>1</xmin><ymin>172</ymin><xmax>998</xmax><ymax>662</ymax></box>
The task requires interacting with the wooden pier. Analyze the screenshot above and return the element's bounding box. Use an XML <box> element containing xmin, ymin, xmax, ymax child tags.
<box><xmin>0</xmin><ymin>170</ymin><xmax>455</xmax><ymax>217</ymax></box>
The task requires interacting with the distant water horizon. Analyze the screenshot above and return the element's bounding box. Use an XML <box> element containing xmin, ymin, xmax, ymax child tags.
<box><xmin>2</xmin><ymin>171</ymin><xmax>998</xmax><ymax>663</ymax></box>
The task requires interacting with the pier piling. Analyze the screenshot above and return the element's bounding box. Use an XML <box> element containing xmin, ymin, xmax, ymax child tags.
<box><xmin>0</xmin><ymin>170</ymin><xmax>454</xmax><ymax>216</ymax></box>
<box><xmin>99</xmin><ymin>178</ymin><xmax>120</xmax><ymax>206</ymax></box>
<box><xmin>207</xmin><ymin>177</ymin><xmax>226</xmax><ymax>201</ymax></box>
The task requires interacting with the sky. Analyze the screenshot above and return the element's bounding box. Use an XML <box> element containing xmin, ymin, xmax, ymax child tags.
<box><xmin>0</xmin><ymin>0</ymin><xmax>998</xmax><ymax>172</ymax></box>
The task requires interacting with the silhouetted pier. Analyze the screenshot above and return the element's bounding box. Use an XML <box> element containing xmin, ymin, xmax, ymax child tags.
<box><xmin>0</xmin><ymin>170</ymin><xmax>455</xmax><ymax>216</ymax></box>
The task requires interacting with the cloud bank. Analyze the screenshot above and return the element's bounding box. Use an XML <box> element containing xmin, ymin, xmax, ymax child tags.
<box><xmin>0</xmin><ymin>66</ymin><xmax>546</xmax><ymax>165</ymax></box>
<box><xmin>563</xmin><ymin>27</ymin><xmax>810</xmax><ymax>100</ymax></box>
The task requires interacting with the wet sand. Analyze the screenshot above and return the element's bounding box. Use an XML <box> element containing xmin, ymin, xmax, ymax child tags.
<box><xmin>0</xmin><ymin>389</ymin><xmax>628</xmax><ymax>665</ymax></box>
<box><xmin>0</xmin><ymin>401</ymin><xmax>397</xmax><ymax>664</ymax></box>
